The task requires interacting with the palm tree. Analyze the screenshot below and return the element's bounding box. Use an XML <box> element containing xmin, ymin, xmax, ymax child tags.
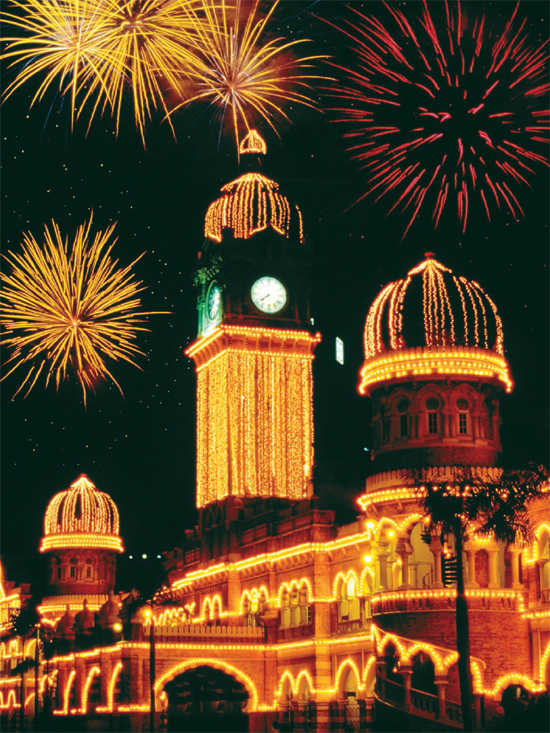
<box><xmin>418</xmin><ymin>464</ymin><xmax>548</xmax><ymax>732</ymax></box>
<box><xmin>10</xmin><ymin>602</ymin><xmax>40</xmax><ymax>732</ymax></box>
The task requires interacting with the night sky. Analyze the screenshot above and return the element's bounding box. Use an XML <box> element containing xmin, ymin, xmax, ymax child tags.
<box><xmin>1</xmin><ymin>2</ymin><xmax>548</xmax><ymax>591</ymax></box>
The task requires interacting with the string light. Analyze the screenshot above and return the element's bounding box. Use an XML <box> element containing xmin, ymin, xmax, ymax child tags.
<box><xmin>80</xmin><ymin>666</ymin><xmax>100</xmax><ymax>714</ymax></box>
<box><xmin>204</xmin><ymin>134</ymin><xmax>303</xmax><ymax>243</ymax></box>
<box><xmin>54</xmin><ymin>670</ymin><xmax>76</xmax><ymax>716</ymax></box>
<box><xmin>361</xmin><ymin>256</ymin><xmax>511</xmax><ymax>394</ymax></box>
<box><xmin>96</xmin><ymin>662</ymin><xmax>123</xmax><ymax>713</ymax></box>
<box><xmin>371</xmin><ymin>588</ymin><xmax>525</xmax><ymax>612</ymax></box>
<box><xmin>153</xmin><ymin>659</ymin><xmax>259</xmax><ymax>711</ymax></box>
<box><xmin>41</xmin><ymin>475</ymin><xmax>123</xmax><ymax>552</ymax></box>
<box><xmin>187</xmin><ymin>327</ymin><xmax>319</xmax><ymax>507</ymax></box>
<box><xmin>523</xmin><ymin>522</ymin><xmax>550</xmax><ymax>564</ymax></box>
<box><xmin>239</xmin><ymin>130</ymin><xmax>267</xmax><ymax>155</ymax></box>
<box><xmin>359</xmin><ymin>345</ymin><xmax>512</xmax><ymax>395</ymax></box>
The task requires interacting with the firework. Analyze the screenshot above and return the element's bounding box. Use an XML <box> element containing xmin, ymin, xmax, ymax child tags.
<box><xmin>167</xmin><ymin>0</ymin><xmax>325</xmax><ymax>149</ymax></box>
<box><xmin>0</xmin><ymin>217</ymin><xmax>161</xmax><ymax>405</ymax></box>
<box><xmin>0</xmin><ymin>0</ymin><xmax>203</xmax><ymax>142</ymax></box>
<box><xmin>327</xmin><ymin>2</ymin><xmax>549</xmax><ymax>236</ymax></box>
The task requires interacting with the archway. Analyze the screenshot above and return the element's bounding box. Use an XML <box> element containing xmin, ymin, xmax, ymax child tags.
<box><xmin>163</xmin><ymin>665</ymin><xmax>249</xmax><ymax>732</ymax></box>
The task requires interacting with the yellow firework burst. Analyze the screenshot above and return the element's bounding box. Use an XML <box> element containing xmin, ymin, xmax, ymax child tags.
<box><xmin>0</xmin><ymin>217</ymin><xmax>162</xmax><ymax>405</ymax></box>
<box><xmin>157</xmin><ymin>0</ymin><xmax>326</xmax><ymax>147</ymax></box>
<box><xmin>1</xmin><ymin>0</ymin><xmax>204</xmax><ymax>142</ymax></box>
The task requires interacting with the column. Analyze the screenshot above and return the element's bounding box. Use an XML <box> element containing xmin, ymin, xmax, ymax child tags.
<box><xmin>378</xmin><ymin>551</ymin><xmax>389</xmax><ymax>591</ymax></box>
<box><xmin>465</xmin><ymin>546</ymin><xmax>478</xmax><ymax>588</ymax></box>
<box><xmin>400</xmin><ymin>666</ymin><xmax>412</xmax><ymax>710</ymax></box>
<box><xmin>509</xmin><ymin>548</ymin><xmax>523</xmax><ymax>589</ymax></box>
<box><xmin>434</xmin><ymin>678</ymin><xmax>448</xmax><ymax>719</ymax></box>
<box><xmin>430</xmin><ymin>536</ymin><xmax>444</xmax><ymax>589</ymax></box>
<box><xmin>57</xmin><ymin>665</ymin><xmax>68</xmax><ymax>712</ymax></box>
<box><xmin>487</xmin><ymin>548</ymin><xmax>499</xmax><ymax>588</ymax></box>
<box><xmin>226</xmin><ymin>569</ymin><xmax>241</xmax><ymax>616</ymax></box>
<box><xmin>442</xmin><ymin>409</ymin><xmax>451</xmax><ymax>438</ymax></box>
<box><xmin>74</xmin><ymin>658</ymin><xmax>85</xmax><ymax>713</ymax></box>
<box><xmin>100</xmin><ymin>654</ymin><xmax>112</xmax><ymax>708</ymax></box>
<box><xmin>396</xmin><ymin>540</ymin><xmax>413</xmax><ymax>589</ymax></box>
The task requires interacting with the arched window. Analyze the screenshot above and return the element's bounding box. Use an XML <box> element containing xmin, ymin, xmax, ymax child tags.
<box><xmin>456</xmin><ymin>398</ymin><xmax>470</xmax><ymax>435</ymax></box>
<box><xmin>425</xmin><ymin>397</ymin><xmax>440</xmax><ymax>435</ymax></box>
<box><xmin>280</xmin><ymin>588</ymin><xmax>290</xmax><ymax>628</ymax></box>
<box><xmin>280</xmin><ymin>583</ymin><xmax>310</xmax><ymax>628</ymax></box>
<box><xmin>85</xmin><ymin>558</ymin><xmax>93</xmax><ymax>579</ymax></box>
<box><xmin>397</xmin><ymin>399</ymin><xmax>410</xmax><ymax>438</ymax></box>
<box><xmin>337</xmin><ymin>574</ymin><xmax>360</xmax><ymax>623</ymax></box>
<box><xmin>69</xmin><ymin>557</ymin><xmax>78</xmax><ymax>579</ymax></box>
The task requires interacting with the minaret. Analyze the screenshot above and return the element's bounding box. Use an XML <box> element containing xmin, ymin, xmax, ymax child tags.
<box><xmin>39</xmin><ymin>474</ymin><xmax>124</xmax><ymax>622</ymax></box>
<box><xmin>186</xmin><ymin>131</ymin><xmax>320</xmax><ymax>510</ymax></box>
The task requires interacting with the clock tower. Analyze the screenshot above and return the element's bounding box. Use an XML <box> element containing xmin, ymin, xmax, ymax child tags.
<box><xmin>186</xmin><ymin>131</ymin><xmax>320</xmax><ymax>509</ymax></box>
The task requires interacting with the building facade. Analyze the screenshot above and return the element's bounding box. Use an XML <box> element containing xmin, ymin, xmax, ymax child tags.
<box><xmin>1</xmin><ymin>133</ymin><xmax>549</xmax><ymax>732</ymax></box>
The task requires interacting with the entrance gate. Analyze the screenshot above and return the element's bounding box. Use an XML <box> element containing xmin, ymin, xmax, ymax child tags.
<box><xmin>163</xmin><ymin>665</ymin><xmax>249</xmax><ymax>732</ymax></box>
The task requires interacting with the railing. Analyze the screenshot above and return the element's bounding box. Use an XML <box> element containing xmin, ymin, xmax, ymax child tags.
<box><xmin>372</xmin><ymin>589</ymin><xmax>523</xmax><ymax>615</ymax></box>
<box><xmin>376</xmin><ymin>674</ymin><xmax>466</xmax><ymax>729</ymax></box>
<box><xmin>410</xmin><ymin>688</ymin><xmax>439</xmax><ymax>718</ymax></box>
<box><xmin>144</xmin><ymin>624</ymin><xmax>264</xmax><ymax>640</ymax></box>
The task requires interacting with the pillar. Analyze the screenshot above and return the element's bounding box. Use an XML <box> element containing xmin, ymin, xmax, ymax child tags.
<box><xmin>312</xmin><ymin>700</ymin><xmax>331</xmax><ymax>733</ymax></box>
<box><xmin>465</xmin><ymin>547</ymin><xmax>479</xmax><ymax>588</ymax></box>
<box><xmin>400</xmin><ymin>666</ymin><xmax>412</xmax><ymax>710</ymax></box>
<box><xmin>434</xmin><ymin>678</ymin><xmax>448</xmax><ymax>719</ymax></box>
<box><xmin>378</xmin><ymin>552</ymin><xmax>390</xmax><ymax>591</ymax></box>
<box><xmin>487</xmin><ymin>548</ymin><xmax>499</xmax><ymax>588</ymax></box>
<box><xmin>74</xmin><ymin>657</ymin><xmax>85</xmax><ymax>713</ymax></box>
<box><xmin>100</xmin><ymin>654</ymin><xmax>112</xmax><ymax>708</ymax></box>
<box><xmin>227</xmin><ymin>570</ymin><xmax>241</xmax><ymax>616</ymax></box>
<box><xmin>509</xmin><ymin>548</ymin><xmax>523</xmax><ymax>589</ymax></box>
<box><xmin>396</xmin><ymin>540</ymin><xmax>413</xmax><ymax>589</ymax></box>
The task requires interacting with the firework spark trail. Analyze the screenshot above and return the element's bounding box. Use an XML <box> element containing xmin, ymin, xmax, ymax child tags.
<box><xmin>0</xmin><ymin>217</ymin><xmax>163</xmax><ymax>405</ymax></box>
<box><xmin>166</xmin><ymin>0</ymin><xmax>326</xmax><ymax>149</ymax></box>
<box><xmin>0</xmin><ymin>0</ymin><xmax>207</xmax><ymax>143</ymax></box>
<box><xmin>1</xmin><ymin>0</ymin><xmax>325</xmax><ymax>145</ymax></box>
<box><xmin>326</xmin><ymin>1</ymin><xmax>549</xmax><ymax>236</ymax></box>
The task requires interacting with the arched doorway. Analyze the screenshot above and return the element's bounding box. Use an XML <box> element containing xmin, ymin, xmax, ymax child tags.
<box><xmin>163</xmin><ymin>665</ymin><xmax>249</xmax><ymax>732</ymax></box>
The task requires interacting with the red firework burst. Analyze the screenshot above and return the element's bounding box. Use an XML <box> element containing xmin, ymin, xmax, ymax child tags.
<box><xmin>327</xmin><ymin>1</ymin><xmax>549</xmax><ymax>236</ymax></box>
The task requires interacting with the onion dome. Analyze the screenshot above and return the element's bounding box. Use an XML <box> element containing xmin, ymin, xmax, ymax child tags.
<box><xmin>359</xmin><ymin>254</ymin><xmax>513</xmax><ymax>395</ymax></box>
<box><xmin>40</xmin><ymin>474</ymin><xmax>123</xmax><ymax>553</ymax></box>
<box><xmin>98</xmin><ymin>590</ymin><xmax>121</xmax><ymax>629</ymax></box>
<box><xmin>56</xmin><ymin>605</ymin><xmax>75</xmax><ymax>639</ymax></box>
<box><xmin>204</xmin><ymin>130</ymin><xmax>304</xmax><ymax>243</ymax></box>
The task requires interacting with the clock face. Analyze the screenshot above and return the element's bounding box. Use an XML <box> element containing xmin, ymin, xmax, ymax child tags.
<box><xmin>207</xmin><ymin>283</ymin><xmax>221</xmax><ymax>322</ymax></box>
<box><xmin>251</xmin><ymin>276</ymin><xmax>287</xmax><ymax>314</ymax></box>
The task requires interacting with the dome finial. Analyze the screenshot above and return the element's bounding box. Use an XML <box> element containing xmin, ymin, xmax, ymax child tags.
<box><xmin>239</xmin><ymin>130</ymin><xmax>267</xmax><ymax>156</ymax></box>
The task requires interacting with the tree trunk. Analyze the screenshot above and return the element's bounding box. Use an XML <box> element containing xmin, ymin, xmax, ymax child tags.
<box><xmin>20</xmin><ymin>668</ymin><xmax>25</xmax><ymax>732</ymax></box>
<box><xmin>149</xmin><ymin>617</ymin><xmax>156</xmax><ymax>732</ymax></box>
<box><xmin>34</xmin><ymin>630</ymin><xmax>40</xmax><ymax>721</ymax></box>
<box><xmin>455</xmin><ymin>531</ymin><xmax>474</xmax><ymax>731</ymax></box>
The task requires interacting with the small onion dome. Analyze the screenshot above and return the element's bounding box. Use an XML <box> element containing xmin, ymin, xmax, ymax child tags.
<box><xmin>98</xmin><ymin>590</ymin><xmax>121</xmax><ymax>629</ymax></box>
<box><xmin>359</xmin><ymin>254</ymin><xmax>513</xmax><ymax>396</ymax></box>
<box><xmin>204</xmin><ymin>131</ymin><xmax>304</xmax><ymax>243</ymax></box>
<box><xmin>40</xmin><ymin>474</ymin><xmax>123</xmax><ymax>553</ymax></box>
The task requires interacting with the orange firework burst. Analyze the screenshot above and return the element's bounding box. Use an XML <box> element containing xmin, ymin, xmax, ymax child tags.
<box><xmin>1</xmin><ymin>0</ymin><xmax>203</xmax><ymax>142</ymax></box>
<box><xmin>168</xmin><ymin>0</ymin><xmax>326</xmax><ymax>148</ymax></box>
<box><xmin>0</xmin><ymin>217</ymin><xmax>162</xmax><ymax>405</ymax></box>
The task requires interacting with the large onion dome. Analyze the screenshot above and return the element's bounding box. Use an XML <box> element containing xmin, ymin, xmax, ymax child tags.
<box><xmin>40</xmin><ymin>474</ymin><xmax>123</xmax><ymax>553</ymax></box>
<box><xmin>204</xmin><ymin>130</ymin><xmax>304</xmax><ymax>243</ymax></box>
<box><xmin>359</xmin><ymin>254</ymin><xmax>513</xmax><ymax>395</ymax></box>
